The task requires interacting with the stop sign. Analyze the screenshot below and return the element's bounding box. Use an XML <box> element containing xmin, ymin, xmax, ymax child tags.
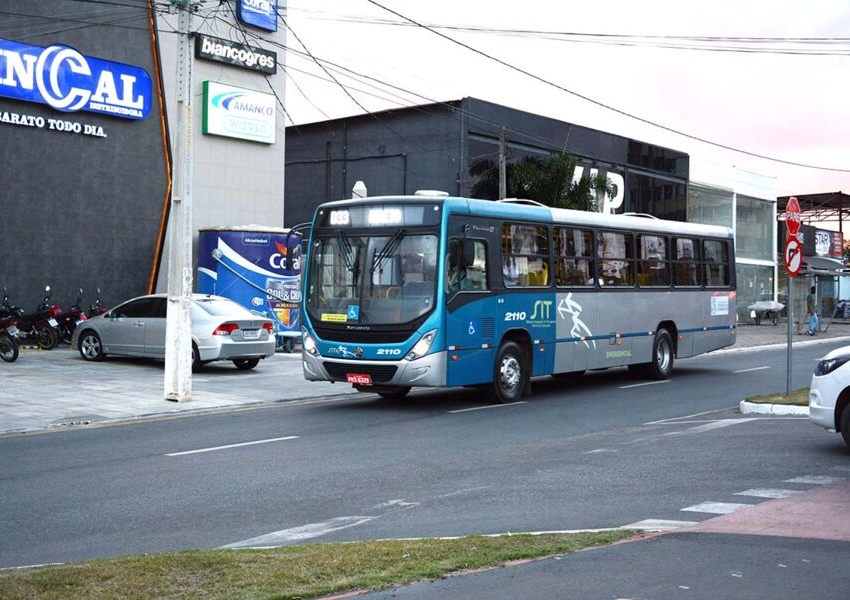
<box><xmin>786</xmin><ymin>196</ymin><xmax>802</xmax><ymax>237</ymax></box>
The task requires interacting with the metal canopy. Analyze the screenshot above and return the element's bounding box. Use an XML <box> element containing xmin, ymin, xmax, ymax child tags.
<box><xmin>803</xmin><ymin>255</ymin><xmax>847</xmax><ymax>272</ymax></box>
<box><xmin>777</xmin><ymin>191</ymin><xmax>850</xmax><ymax>227</ymax></box>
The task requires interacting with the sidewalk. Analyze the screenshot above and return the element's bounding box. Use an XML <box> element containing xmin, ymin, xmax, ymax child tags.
<box><xmin>2</xmin><ymin>322</ymin><xmax>850</xmax><ymax>436</ymax></box>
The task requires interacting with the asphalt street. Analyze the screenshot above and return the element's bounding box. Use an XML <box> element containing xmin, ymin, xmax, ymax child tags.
<box><xmin>1</xmin><ymin>322</ymin><xmax>849</xmax><ymax>436</ymax></box>
<box><xmin>0</xmin><ymin>324</ymin><xmax>850</xmax><ymax>600</ymax></box>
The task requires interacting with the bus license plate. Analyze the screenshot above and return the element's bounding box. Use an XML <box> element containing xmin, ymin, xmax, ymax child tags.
<box><xmin>346</xmin><ymin>373</ymin><xmax>372</xmax><ymax>385</ymax></box>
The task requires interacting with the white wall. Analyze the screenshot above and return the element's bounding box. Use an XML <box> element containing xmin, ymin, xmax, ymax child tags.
<box><xmin>155</xmin><ymin>3</ymin><xmax>287</xmax><ymax>291</ymax></box>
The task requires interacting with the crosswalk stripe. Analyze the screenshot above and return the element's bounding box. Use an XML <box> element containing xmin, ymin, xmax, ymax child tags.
<box><xmin>783</xmin><ymin>475</ymin><xmax>844</xmax><ymax>485</ymax></box>
<box><xmin>734</xmin><ymin>488</ymin><xmax>801</xmax><ymax>499</ymax></box>
<box><xmin>623</xmin><ymin>519</ymin><xmax>698</xmax><ymax>531</ymax></box>
<box><xmin>680</xmin><ymin>502</ymin><xmax>751</xmax><ymax>514</ymax></box>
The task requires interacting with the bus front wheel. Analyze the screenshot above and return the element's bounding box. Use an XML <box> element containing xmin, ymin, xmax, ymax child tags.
<box><xmin>491</xmin><ymin>341</ymin><xmax>528</xmax><ymax>403</ymax></box>
<box><xmin>644</xmin><ymin>329</ymin><xmax>674</xmax><ymax>380</ymax></box>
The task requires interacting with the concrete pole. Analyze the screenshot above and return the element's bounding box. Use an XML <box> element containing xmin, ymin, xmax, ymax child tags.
<box><xmin>165</xmin><ymin>2</ymin><xmax>195</xmax><ymax>402</ymax></box>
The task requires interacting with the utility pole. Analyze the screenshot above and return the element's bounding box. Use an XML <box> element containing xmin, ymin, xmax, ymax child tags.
<box><xmin>498</xmin><ymin>126</ymin><xmax>507</xmax><ymax>200</ymax></box>
<box><xmin>165</xmin><ymin>0</ymin><xmax>196</xmax><ymax>401</ymax></box>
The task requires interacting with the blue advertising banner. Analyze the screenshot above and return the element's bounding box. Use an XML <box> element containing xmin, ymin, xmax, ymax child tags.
<box><xmin>0</xmin><ymin>38</ymin><xmax>152</xmax><ymax>120</ymax></box>
<box><xmin>198</xmin><ymin>227</ymin><xmax>302</xmax><ymax>346</ymax></box>
<box><xmin>236</xmin><ymin>0</ymin><xmax>279</xmax><ymax>32</ymax></box>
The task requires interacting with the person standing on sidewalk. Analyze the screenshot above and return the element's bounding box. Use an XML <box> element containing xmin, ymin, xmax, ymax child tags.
<box><xmin>807</xmin><ymin>285</ymin><xmax>819</xmax><ymax>335</ymax></box>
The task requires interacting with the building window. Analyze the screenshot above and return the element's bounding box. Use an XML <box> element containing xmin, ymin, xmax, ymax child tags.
<box><xmin>736</xmin><ymin>194</ymin><xmax>774</xmax><ymax>261</ymax></box>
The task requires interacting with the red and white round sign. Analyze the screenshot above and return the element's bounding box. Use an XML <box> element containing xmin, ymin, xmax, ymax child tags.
<box><xmin>785</xmin><ymin>237</ymin><xmax>802</xmax><ymax>277</ymax></box>
<box><xmin>786</xmin><ymin>196</ymin><xmax>802</xmax><ymax>237</ymax></box>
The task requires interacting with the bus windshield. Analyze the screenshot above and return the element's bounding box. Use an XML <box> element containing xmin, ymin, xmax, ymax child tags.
<box><xmin>306</xmin><ymin>231</ymin><xmax>439</xmax><ymax>325</ymax></box>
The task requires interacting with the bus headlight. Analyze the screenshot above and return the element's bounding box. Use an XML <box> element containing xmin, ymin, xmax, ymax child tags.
<box><xmin>406</xmin><ymin>329</ymin><xmax>436</xmax><ymax>361</ymax></box>
<box><xmin>303</xmin><ymin>331</ymin><xmax>318</xmax><ymax>356</ymax></box>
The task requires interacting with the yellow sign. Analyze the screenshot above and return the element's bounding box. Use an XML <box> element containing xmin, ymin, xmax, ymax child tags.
<box><xmin>321</xmin><ymin>313</ymin><xmax>348</xmax><ymax>322</ymax></box>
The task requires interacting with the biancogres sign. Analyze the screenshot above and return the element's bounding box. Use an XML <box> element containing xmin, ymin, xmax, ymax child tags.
<box><xmin>194</xmin><ymin>34</ymin><xmax>277</xmax><ymax>75</ymax></box>
<box><xmin>0</xmin><ymin>37</ymin><xmax>151</xmax><ymax>120</ymax></box>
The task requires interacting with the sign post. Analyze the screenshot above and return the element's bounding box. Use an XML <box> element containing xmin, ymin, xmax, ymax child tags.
<box><xmin>784</xmin><ymin>196</ymin><xmax>802</xmax><ymax>396</ymax></box>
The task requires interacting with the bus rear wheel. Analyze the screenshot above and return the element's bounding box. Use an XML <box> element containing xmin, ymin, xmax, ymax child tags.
<box><xmin>643</xmin><ymin>329</ymin><xmax>674</xmax><ymax>380</ymax></box>
<box><xmin>491</xmin><ymin>341</ymin><xmax>528</xmax><ymax>403</ymax></box>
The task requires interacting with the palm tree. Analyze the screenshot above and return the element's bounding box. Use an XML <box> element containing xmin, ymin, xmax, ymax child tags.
<box><xmin>470</xmin><ymin>152</ymin><xmax>615</xmax><ymax>211</ymax></box>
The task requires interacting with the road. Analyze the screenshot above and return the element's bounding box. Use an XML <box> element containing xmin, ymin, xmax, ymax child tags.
<box><xmin>0</xmin><ymin>342</ymin><xmax>847</xmax><ymax>572</ymax></box>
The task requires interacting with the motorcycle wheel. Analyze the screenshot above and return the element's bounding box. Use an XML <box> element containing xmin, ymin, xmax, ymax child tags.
<box><xmin>0</xmin><ymin>333</ymin><xmax>19</xmax><ymax>362</ymax></box>
<box><xmin>58</xmin><ymin>324</ymin><xmax>73</xmax><ymax>345</ymax></box>
<box><xmin>37</xmin><ymin>325</ymin><xmax>58</xmax><ymax>350</ymax></box>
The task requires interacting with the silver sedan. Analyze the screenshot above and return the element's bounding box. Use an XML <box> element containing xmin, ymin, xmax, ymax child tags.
<box><xmin>71</xmin><ymin>294</ymin><xmax>275</xmax><ymax>370</ymax></box>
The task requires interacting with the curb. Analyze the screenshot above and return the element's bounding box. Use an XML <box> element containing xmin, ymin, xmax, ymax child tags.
<box><xmin>739</xmin><ymin>400</ymin><xmax>808</xmax><ymax>416</ymax></box>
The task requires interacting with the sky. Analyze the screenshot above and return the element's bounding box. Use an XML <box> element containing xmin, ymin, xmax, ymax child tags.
<box><xmin>281</xmin><ymin>0</ymin><xmax>850</xmax><ymax>202</ymax></box>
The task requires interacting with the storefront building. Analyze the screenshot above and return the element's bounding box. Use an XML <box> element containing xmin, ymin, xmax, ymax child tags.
<box><xmin>1</xmin><ymin>0</ymin><xmax>286</xmax><ymax>309</ymax></box>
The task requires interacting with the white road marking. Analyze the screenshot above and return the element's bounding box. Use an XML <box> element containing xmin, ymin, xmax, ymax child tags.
<box><xmin>735</xmin><ymin>488</ymin><xmax>802</xmax><ymax>499</ymax></box>
<box><xmin>585</xmin><ymin>448</ymin><xmax>618</xmax><ymax>454</ymax></box>
<box><xmin>733</xmin><ymin>366</ymin><xmax>771</xmax><ymax>373</ymax></box>
<box><xmin>646</xmin><ymin>409</ymin><xmax>741</xmax><ymax>425</ymax></box>
<box><xmin>373</xmin><ymin>499</ymin><xmax>420</xmax><ymax>509</ymax></box>
<box><xmin>449</xmin><ymin>401</ymin><xmax>527</xmax><ymax>413</ymax></box>
<box><xmin>783</xmin><ymin>475</ymin><xmax>845</xmax><ymax>485</ymax></box>
<box><xmin>623</xmin><ymin>519</ymin><xmax>699</xmax><ymax>531</ymax></box>
<box><xmin>665</xmin><ymin>418</ymin><xmax>756</xmax><ymax>435</ymax></box>
<box><xmin>619</xmin><ymin>380</ymin><xmax>670</xmax><ymax>389</ymax></box>
<box><xmin>681</xmin><ymin>502</ymin><xmax>751</xmax><ymax>514</ymax></box>
<box><xmin>166</xmin><ymin>435</ymin><xmax>299</xmax><ymax>456</ymax></box>
<box><xmin>221</xmin><ymin>516</ymin><xmax>374</xmax><ymax>548</ymax></box>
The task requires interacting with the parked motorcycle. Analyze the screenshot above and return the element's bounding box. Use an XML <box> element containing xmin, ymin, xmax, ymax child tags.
<box><xmin>0</xmin><ymin>286</ymin><xmax>60</xmax><ymax>350</ymax></box>
<box><xmin>87</xmin><ymin>287</ymin><xmax>108</xmax><ymax>318</ymax></box>
<box><xmin>56</xmin><ymin>288</ymin><xmax>88</xmax><ymax>345</ymax></box>
<box><xmin>0</xmin><ymin>313</ymin><xmax>20</xmax><ymax>362</ymax></box>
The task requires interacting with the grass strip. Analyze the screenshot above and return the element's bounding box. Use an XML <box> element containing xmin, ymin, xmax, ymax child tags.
<box><xmin>745</xmin><ymin>387</ymin><xmax>809</xmax><ymax>406</ymax></box>
<box><xmin>0</xmin><ymin>531</ymin><xmax>636</xmax><ymax>600</ymax></box>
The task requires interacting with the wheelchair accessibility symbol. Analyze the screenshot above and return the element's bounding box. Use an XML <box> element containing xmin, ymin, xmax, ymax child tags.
<box><xmin>347</xmin><ymin>305</ymin><xmax>360</xmax><ymax>320</ymax></box>
<box><xmin>468</xmin><ymin>321</ymin><xmax>475</xmax><ymax>335</ymax></box>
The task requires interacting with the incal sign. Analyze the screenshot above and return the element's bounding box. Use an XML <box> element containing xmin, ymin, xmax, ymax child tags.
<box><xmin>0</xmin><ymin>38</ymin><xmax>151</xmax><ymax>120</ymax></box>
<box><xmin>195</xmin><ymin>34</ymin><xmax>277</xmax><ymax>75</ymax></box>
<box><xmin>236</xmin><ymin>0</ymin><xmax>279</xmax><ymax>32</ymax></box>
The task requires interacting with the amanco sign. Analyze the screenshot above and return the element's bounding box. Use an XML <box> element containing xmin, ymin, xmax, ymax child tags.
<box><xmin>0</xmin><ymin>38</ymin><xmax>152</xmax><ymax>120</ymax></box>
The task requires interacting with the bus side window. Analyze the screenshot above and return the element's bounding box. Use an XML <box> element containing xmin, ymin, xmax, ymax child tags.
<box><xmin>555</xmin><ymin>227</ymin><xmax>594</xmax><ymax>287</ymax></box>
<box><xmin>597</xmin><ymin>230</ymin><xmax>634</xmax><ymax>286</ymax></box>
<box><xmin>673</xmin><ymin>236</ymin><xmax>700</xmax><ymax>287</ymax></box>
<box><xmin>703</xmin><ymin>239</ymin><xmax>730</xmax><ymax>287</ymax></box>
<box><xmin>502</xmin><ymin>223</ymin><xmax>550</xmax><ymax>287</ymax></box>
<box><xmin>637</xmin><ymin>234</ymin><xmax>669</xmax><ymax>287</ymax></box>
<box><xmin>447</xmin><ymin>238</ymin><xmax>488</xmax><ymax>295</ymax></box>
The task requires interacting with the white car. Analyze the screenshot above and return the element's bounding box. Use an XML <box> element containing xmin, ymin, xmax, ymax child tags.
<box><xmin>71</xmin><ymin>294</ymin><xmax>275</xmax><ymax>371</ymax></box>
<box><xmin>809</xmin><ymin>345</ymin><xmax>850</xmax><ymax>448</ymax></box>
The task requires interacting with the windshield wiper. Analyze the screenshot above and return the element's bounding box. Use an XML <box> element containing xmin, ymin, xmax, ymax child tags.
<box><xmin>335</xmin><ymin>230</ymin><xmax>357</xmax><ymax>276</ymax></box>
<box><xmin>370</xmin><ymin>229</ymin><xmax>405</xmax><ymax>275</ymax></box>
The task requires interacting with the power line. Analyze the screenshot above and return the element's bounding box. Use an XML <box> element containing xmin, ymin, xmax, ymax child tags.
<box><xmin>359</xmin><ymin>0</ymin><xmax>850</xmax><ymax>174</ymax></box>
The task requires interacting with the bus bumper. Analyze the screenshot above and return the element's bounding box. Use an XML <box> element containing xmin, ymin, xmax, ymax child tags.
<box><xmin>302</xmin><ymin>350</ymin><xmax>448</xmax><ymax>388</ymax></box>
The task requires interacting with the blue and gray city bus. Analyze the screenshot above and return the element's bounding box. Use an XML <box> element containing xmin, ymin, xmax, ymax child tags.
<box><xmin>301</xmin><ymin>192</ymin><xmax>736</xmax><ymax>402</ymax></box>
